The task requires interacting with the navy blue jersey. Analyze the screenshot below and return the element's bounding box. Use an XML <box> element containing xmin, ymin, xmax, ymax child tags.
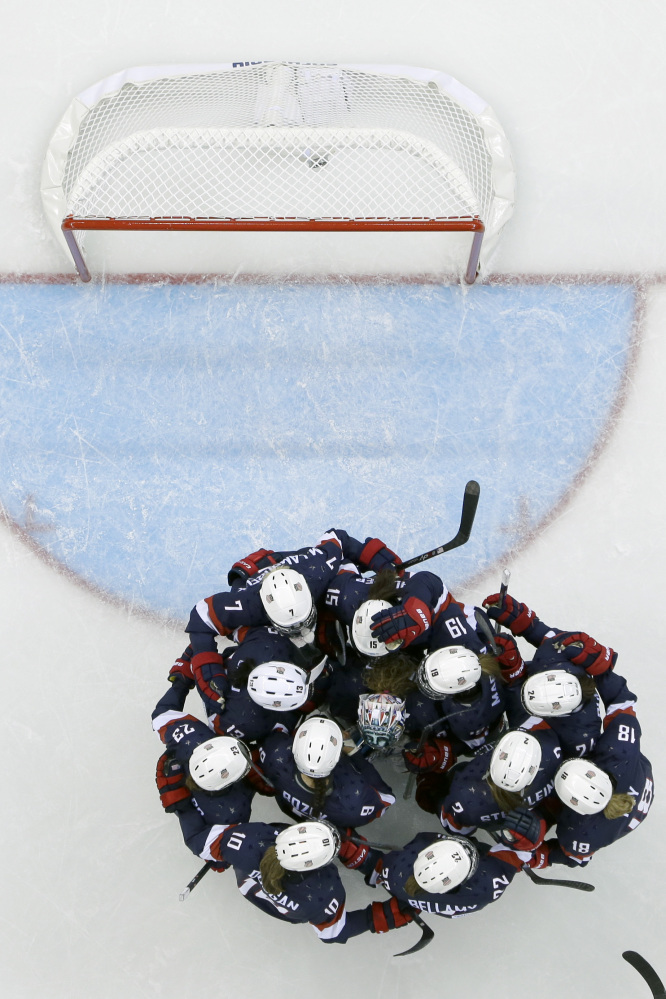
<box><xmin>186</xmin><ymin>532</ymin><xmax>356</xmax><ymax>651</ymax></box>
<box><xmin>258</xmin><ymin>730</ymin><xmax>395</xmax><ymax>826</ymax></box>
<box><xmin>375</xmin><ymin>833</ymin><xmax>518</xmax><ymax>917</ymax></box>
<box><xmin>440</xmin><ymin>726</ymin><xmax>562</xmax><ymax>835</ymax></box>
<box><xmin>406</xmin><ymin>673</ymin><xmax>506</xmax><ymax>750</ymax></box>
<box><xmin>207</xmin><ymin>821</ymin><xmax>377</xmax><ymax>943</ymax></box>
<box><xmin>324</xmin><ymin>657</ymin><xmax>373</xmax><ymax>725</ymax></box>
<box><xmin>549</xmin><ymin>711</ymin><xmax>654</xmax><ymax>867</ymax></box>
<box><xmin>427</xmin><ymin>601</ymin><xmax>486</xmax><ymax>655</ymax></box>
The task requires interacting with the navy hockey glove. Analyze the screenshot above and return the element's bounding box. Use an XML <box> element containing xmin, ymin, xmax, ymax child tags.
<box><xmin>370</xmin><ymin>597</ymin><xmax>432</xmax><ymax>649</ymax></box>
<box><xmin>168</xmin><ymin>645</ymin><xmax>194</xmax><ymax>688</ymax></box>
<box><xmin>403</xmin><ymin>737</ymin><xmax>455</xmax><ymax>774</ymax></box>
<box><xmin>359</xmin><ymin>538</ymin><xmax>403</xmax><ymax>575</ymax></box>
<box><xmin>556</xmin><ymin>632</ymin><xmax>617</xmax><ymax>676</ymax></box>
<box><xmin>494</xmin><ymin>634</ymin><xmax>526</xmax><ymax>684</ymax></box>
<box><xmin>483</xmin><ymin>592</ymin><xmax>537</xmax><ymax>636</ymax></box>
<box><xmin>156</xmin><ymin>753</ymin><xmax>191</xmax><ymax>813</ymax></box>
<box><xmin>370</xmin><ymin>898</ymin><xmax>414</xmax><ymax>933</ymax></box>
<box><xmin>498</xmin><ymin>807</ymin><xmax>547</xmax><ymax>851</ymax></box>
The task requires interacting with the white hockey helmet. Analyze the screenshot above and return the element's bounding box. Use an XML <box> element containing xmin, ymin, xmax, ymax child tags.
<box><xmin>275</xmin><ymin>820</ymin><xmax>341</xmax><ymax>871</ymax></box>
<box><xmin>247</xmin><ymin>661</ymin><xmax>311</xmax><ymax>711</ymax></box>
<box><xmin>554</xmin><ymin>759</ymin><xmax>614</xmax><ymax>815</ymax></box>
<box><xmin>292</xmin><ymin>716</ymin><xmax>343</xmax><ymax>777</ymax></box>
<box><xmin>349</xmin><ymin>599</ymin><xmax>393</xmax><ymax>657</ymax></box>
<box><xmin>521</xmin><ymin>670</ymin><xmax>582</xmax><ymax>717</ymax></box>
<box><xmin>416</xmin><ymin>646</ymin><xmax>482</xmax><ymax>698</ymax></box>
<box><xmin>188</xmin><ymin>736</ymin><xmax>251</xmax><ymax>792</ymax></box>
<box><xmin>357</xmin><ymin>692</ymin><xmax>407</xmax><ymax>748</ymax></box>
<box><xmin>489</xmin><ymin>731</ymin><xmax>542</xmax><ymax>791</ymax></box>
<box><xmin>259</xmin><ymin>567</ymin><xmax>316</xmax><ymax>640</ymax></box>
<box><xmin>413</xmin><ymin>836</ymin><xmax>479</xmax><ymax>893</ymax></box>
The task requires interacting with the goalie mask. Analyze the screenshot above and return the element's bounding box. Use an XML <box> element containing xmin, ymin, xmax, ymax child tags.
<box><xmin>357</xmin><ymin>692</ymin><xmax>407</xmax><ymax>749</ymax></box>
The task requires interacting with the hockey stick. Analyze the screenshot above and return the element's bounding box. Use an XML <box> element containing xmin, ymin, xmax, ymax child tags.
<box><xmin>399</xmin><ymin>480</ymin><xmax>480</xmax><ymax>571</ymax></box>
<box><xmin>488</xmin><ymin>831</ymin><xmax>594</xmax><ymax>892</ymax></box>
<box><xmin>622</xmin><ymin>952</ymin><xmax>666</xmax><ymax>997</ymax></box>
<box><xmin>394</xmin><ymin>908</ymin><xmax>435</xmax><ymax>957</ymax></box>
<box><xmin>179</xmin><ymin>862</ymin><xmax>212</xmax><ymax>901</ymax></box>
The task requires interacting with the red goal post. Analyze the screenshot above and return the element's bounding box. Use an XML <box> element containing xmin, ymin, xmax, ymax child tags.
<box><xmin>42</xmin><ymin>62</ymin><xmax>515</xmax><ymax>283</ymax></box>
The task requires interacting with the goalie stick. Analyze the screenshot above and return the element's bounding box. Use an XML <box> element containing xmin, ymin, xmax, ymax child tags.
<box><xmin>622</xmin><ymin>952</ymin><xmax>666</xmax><ymax>998</ymax></box>
<box><xmin>398</xmin><ymin>480</ymin><xmax>480</xmax><ymax>571</ymax></box>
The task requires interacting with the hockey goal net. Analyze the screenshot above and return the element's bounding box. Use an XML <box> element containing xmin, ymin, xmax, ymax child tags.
<box><xmin>42</xmin><ymin>62</ymin><xmax>515</xmax><ymax>282</ymax></box>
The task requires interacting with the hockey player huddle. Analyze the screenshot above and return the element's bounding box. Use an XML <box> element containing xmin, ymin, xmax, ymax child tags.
<box><xmin>151</xmin><ymin>529</ymin><xmax>654</xmax><ymax>946</ymax></box>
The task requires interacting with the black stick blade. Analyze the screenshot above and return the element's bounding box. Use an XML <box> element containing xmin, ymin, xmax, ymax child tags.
<box><xmin>623</xmin><ymin>952</ymin><xmax>666</xmax><ymax>998</ymax></box>
<box><xmin>394</xmin><ymin>915</ymin><xmax>435</xmax><ymax>957</ymax></box>
<box><xmin>459</xmin><ymin>479</ymin><xmax>480</xmax><ymax>539</ymax></box>
<box><xmin>523</xmin><ymin>867</ymin><xmax>594</xmax><ymax>891</ymax></box>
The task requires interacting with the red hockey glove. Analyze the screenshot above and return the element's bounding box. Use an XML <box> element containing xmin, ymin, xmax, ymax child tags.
<box><xmin>227</xmin><ymin>548</ymin><xmax>277</xmax><ymax>586</ymax></box>
<box><xmin>244</xmin><ymin>750</ymin><xmax>275</xmax><ymax>797</ymax></box>
<box><xmin>556</xmin><ymin>632</ymin><xmax>617</xmax><ymax>676</ymax></box>
<box><xmin>403</xmin><ymin>737</ymin><xmax>456</xmax><ymax>775</ymax></box>
<box><xmin>526</xmin><ymin>842</ymin><xmax>551</xmax><ymax>869</ymax></box>
<box><xmin>494</xmin><ymin>634</ymin><xmax>526</xmax><ymax>684</ymax></box>
<box><xmin>338</xmin><ymin>829</ymin><xmax>370</xmax><ymax>870</ymax></box>
<box><xmin>359</xmin><ymin>538</ymin><xmax>403</xmax><ymax>576</ymax></box>
<box><xmin>483</xmin><ymin>593</ymin><xmax>536</xmax><ymax>636</ymax></box>
<box><xmin>192</xmin><ymin>651</ymin><xmax>227</xmax><ymax>704</ymax></box>
<box><xmin>370</xmin><ymin>597</ymin><xmax>432</xmax><ymax>649</ymax></box>
<box><xmin>498</xmin><ymin>807</ymin><xmax>547</xmax><ymax>851</ymax></box>
<box><xmin>168</xmin><ymin>645</ymin><xmax>195</xmax><ymax>687</ymax></box>
<box><xmin>414</xmin><ymin>772</ymin><xmax>450</xmax><ymax>815</ymax></box>
<box><xmin>156</xmin><ymin>753</ymin><xmax>191</xmax><ymax>813</ymax></box>
<box><xmin>370</xmin><ymin>898</ymin><xmax>414</xmax><ymax>933</ymax></box>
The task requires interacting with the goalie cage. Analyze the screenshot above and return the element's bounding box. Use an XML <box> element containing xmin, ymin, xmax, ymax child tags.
<box><xmin>41</xmin><ymin>62</ymin><xmax>515</xmax><ymax>284</ymax></box>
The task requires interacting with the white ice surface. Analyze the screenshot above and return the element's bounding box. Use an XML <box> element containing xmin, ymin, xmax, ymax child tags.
<box><xmin>1</xmin><ymin>2</ymin><xmax>666</xmax><ymax>997</ymax></box>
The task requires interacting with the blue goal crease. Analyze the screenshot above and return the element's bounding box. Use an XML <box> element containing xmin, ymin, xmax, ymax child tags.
<box><xmin>0</xmin><ymin>281</ymin><xmax>636</xmax><ymax>620</ymax></box>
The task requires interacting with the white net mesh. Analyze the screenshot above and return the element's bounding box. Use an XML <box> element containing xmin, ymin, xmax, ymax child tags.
<box><xmin>61</xmin><ymin>63</ymin><xmax>494</xmax><ymax>224</ymax></box>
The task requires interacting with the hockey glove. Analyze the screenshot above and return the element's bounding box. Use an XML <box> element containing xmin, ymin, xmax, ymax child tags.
<box><xmin>156</xmin><ymin>753</ymin><xmax>191</xmax><ymax>813</ymax></box>
<box><xmin>414</xmin><ymin>772</ymin><xmax>450</xmax><ymax>815</ymax></box>
<box><xmin>244</xmin><ymin>751</ymin><xmax>276</xmax><ymax>797</ymax></box>
<box><xmin>370</xmin><ymin>897</ymin><xmax>414</xmax><ymax>933</ymax></box>
<box><xmin>338</xmin><ymin>830</ymin><xmax>371</xmax><ymax>870</ymax></box>
<box><xmin>227</xmin><ymin>547</ymin><xmax>277</xmax><ymax>586</ymax></box>
<box><xmin>483</xmin><ymin>593</ymin><xmax>537</xmax><ymax>636</ymax></box>
<box><xmin>498</xmin><ymin>807</ymin><xmax>547</xmax><ymax>851</ymax></box>
<box><xmin>403</xmin><ymin>737</ymin><xmax>455</xmax><ymax>774</ymax></box>
<box><xmin>370</xmin><ymin>597</ymin><xmax>432</xmax><ymax>649</ymax></box>
<box><xmin>359</xmin><ymin>538</ymin><xmax>403</xmax><ymax>575</ymax></box>
<box><xmin>192</xmin><ymin>651</ymin><xmax>227</xmax><ymax>704</ymax></box>
<box><xmin>526</xmin><ymin>842</ymin><xmax>551</xmax><ymax>869</ymax></box>
<box><xmin>168</xmin><ymin>645</ymin><xmax>195</xmax><ymax>687</ymax></box>
<box><xmin>556</xmin><ymin>632</ymin><xmax>617</xmax><ymax>676</ymax></box>
<box><xmin>494</xmin><ymin>634</ymin><xmax>527</xmax><ymax>684</ymax></box>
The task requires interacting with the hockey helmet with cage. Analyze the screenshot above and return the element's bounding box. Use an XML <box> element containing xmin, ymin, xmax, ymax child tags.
<box><xmin>413</xmin><ymin>835</ymin><xmax>479</xmax><ymax>893</ymax></box>
<box><xmin>275</xmin><ymin>820</ymin><xmax>341</xmax><ymax>871</ymax></box>
<box><xmin>489</xmin><ymin>730</ymin><xmax>542</xmax><ymax>791</ymax></box>
<box><xmin>188</xmin><ymin>736</ymin><xmax>251</xmax><ymax>792</ymax></box>
<box><xmin>554</xmin><ymin>758</ymin><xmax>614</xmax><ymax>815</ymax></box>
<box><xmin>349</xmin><ymin>599</ymin><xmax>393</xmax><ymax>657</ymax></box>
<box><xmin>357</xmin><ymin>692</ymin><xmax>407</xmax><ymax>748</ymax></box>
<box><xmin>259</xmin><ymin>567</ymin><xmax>316</xmax><ymax>642</ymax></box>
<box><xmin>292</xmin><ymin>716</ymin><xmax>343</xmax><ymax>777</ymax></box>
<box><xmin>521</xmin><ymin>670</ymin><xmax>582</xmax><ymax>717</ymax></box>
<box><xmin>247</xmin><ymin>661</ymin><xmax>311</xmax><ymax>711</ymax></box>
<box><xmin>416</xmin><ymin>645</ymin><xmax>482</xmax><ymax>698</ymax></box>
